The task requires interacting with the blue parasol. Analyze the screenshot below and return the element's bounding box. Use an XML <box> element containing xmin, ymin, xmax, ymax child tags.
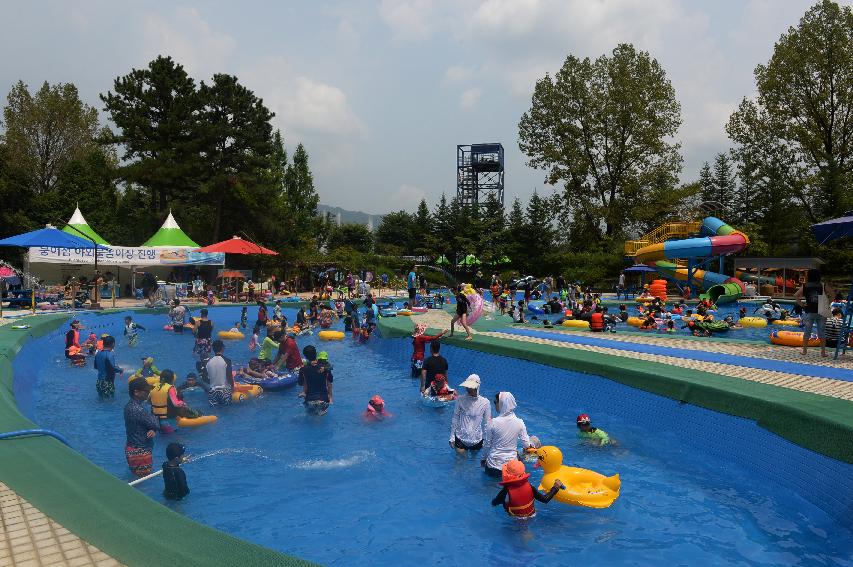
<box><xmin>0</xmin><ymin>226</ymin><xmax>107</xmax><ymax>249</ymax></box>
<box><xmin>811</xmin><ymin>210</ymin><xmax>853</xmax><ymax>244</ymax></box>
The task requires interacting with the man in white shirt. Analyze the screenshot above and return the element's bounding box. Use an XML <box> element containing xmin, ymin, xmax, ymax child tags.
<box><xmin>449</xmin><ymin>374</ymin><xmax>491</xmax><ymax>453</ymax></box>
<box><xmin>481</xmin><ymin>391</ymin><xmax>532</xmax><ymax>477</ymax></box>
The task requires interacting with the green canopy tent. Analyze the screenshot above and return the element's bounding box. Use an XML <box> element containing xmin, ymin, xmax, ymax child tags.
<box><xmin>457</xmin><ymin>254</ymin><xmax>481</xmax><ymax>267</ymax></box>
<box><xmin>63</xmin><ymin>206</ymin><xmax>110</xmax><ymax>245</ymax></box>
<box><xmin>435</xmin><ymin>255</ymin><xmax>450</xmax><ymax>266</ymax></box>
<box><xmin>141</xmin><ymin>211</ymin><xmax>199</xmax><ymax>248</ymax></box>
<box><xmin>496</xmin><ymin>255</ymin><xmax>511</xmax><ymax>265</ymax></box>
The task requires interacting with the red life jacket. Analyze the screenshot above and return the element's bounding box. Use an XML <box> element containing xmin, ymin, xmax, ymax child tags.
<box><xmin>504</xmin><ymin>479</ymin><xmax>535</xmax><ymax>517</ymax></box>
<box><xmin>590</xmin><ymin>312</ymin><xmax>604</xmax><ymax>330</ymax></box>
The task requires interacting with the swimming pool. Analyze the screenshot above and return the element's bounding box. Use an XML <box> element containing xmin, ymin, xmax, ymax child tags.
<box><xmin>13</xmin><ymin>307</ymin><xmax>853</xmax><ymax>566</ymax></box>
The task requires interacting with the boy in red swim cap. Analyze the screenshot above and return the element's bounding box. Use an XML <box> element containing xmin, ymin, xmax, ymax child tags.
<box><xmin>576</xmin><ymin>414</ymin><xmax>611</xmax><ymax>446</ymax></box>
<box><xmin>365</xmin><ymin>395</ymin><xmax>392</xmax><ymax>420</ymax></box>
<box><xmin>491</xmin><ymin>460</ymin><xmax>563</xmax><ymax>518</ymax></box>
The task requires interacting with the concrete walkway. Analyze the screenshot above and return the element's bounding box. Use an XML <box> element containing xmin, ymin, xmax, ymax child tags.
<box><xmin>0</xmin><ymin>482</ymin><xmax>122</xmax><ymax>567</ymax></box>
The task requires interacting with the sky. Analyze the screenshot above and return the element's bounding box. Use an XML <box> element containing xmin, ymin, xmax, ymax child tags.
<box><xmin>1</xmin><ymin>0</ymin><xmax>848</xmax><ymax>214</ymax></box>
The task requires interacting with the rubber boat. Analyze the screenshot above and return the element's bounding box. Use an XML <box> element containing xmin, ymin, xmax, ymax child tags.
<box><xmin>318</xmin><ymin>330</ymin><xmax>345</xmax><ymax>341</ymax></box>
<box><xmin>237</xmin><ymin>372</ymin><xmax>298</xmax><ymax>392</ymax></box>
<box><xmin>536</xmin><ymin>446</ymin><xmax>620</xmax><ymax>509</ymax></box>
<box><xmin>218</xmin><ymin>331</ymin><xmax>245</xmax><ymax>340</ymax></box>
<box><xmin>176</xmin><ymin>415</ymin><xmax>218</xmax><ymax>428</ymax></box>
<box><xmin>770</xmin><ymin>330</ymin><xmax>820</xmax><ymax>347</ymax></box>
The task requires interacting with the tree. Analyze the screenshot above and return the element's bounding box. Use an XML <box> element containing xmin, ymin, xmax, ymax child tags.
<box><xmin>2</xmin><ymin>81</ymin><xmax>101</xmax><ymax>194</ymax></box>
<box><xmin>523</xmin><ymin>191</ymin><xmax>555</xmax><ymax>263</ymax></box>
<box><xmin>283</xmin><ymin>143</ymin><xmax>320</xmax><ymax>247</ymax></box>
<box><xmin>727</xmin><ymin>0</ymin><xmax>853</xmax><ymax>220</ymax></box>
<box><xmin>479</xmin><ymin>192</ymin><xmax>506</xmax><ymax>264</ymax></box>
<box><xmin>195</xmin><ymin>73</ymin><xmax>276</xmax><ymax>241</ymax></box>
<box><xmin>519</xmin><ymin>43</ymin><xmax>683</xmax><ymax>240</ymax></box>
<box><xmin>328</xmin><ymin>222</ymin><xmax>373</xmax><ymax>253</ymax></box>
<box><xmin>101</xmin><ymin>56</ymin><xmax>201</xmax><ymax>213</ymax></box>
<box><xmin>375</xmin><ymin>211</ymin><xmax>414</xmax><ymax>254</ymax></box>
<box><xmin>698</xmin><ymin>161</ymin><xmax>715</xmax><ymax>206</ymax></box>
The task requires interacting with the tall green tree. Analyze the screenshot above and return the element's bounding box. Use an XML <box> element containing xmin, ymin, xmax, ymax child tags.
<box><xmin>523</xmin><ymin>191</ymin><xmax>555</xmax><ymax>263</ymax></box>
<box><xmin>712</xmin><ymin>153</ymin><xmax>737</xmax><ymax>219</ymax></box>
<box><xmin>698</xmin><ymin>161</ymin><xmax>715</xmax><ymax>206</ymax></box>
<box><xmin>328</xmin><ymin>222</ymin><xmax>373</xmax><ymax>253</ymax></box>
<box><xmin>196</xmin><ymin>73</ymin><xmax>276</xmax><ymax>242</ymax></box>
<box><xmin>375</xmin><ymin>211</ymin><xmax>414</xmax><ymax>255</ymax></box>
<box><xmin>519</xmin><ymin>43</ymin><xmax>683</xmax><ymax>240</ymax></box>
<box><xmin>101</xmin><ymin>56</ymin><xmax>200</xmax><ymax>214</ymax></box>
<box><xmin>727</xmin><ymin>0</ymin><xmax>853</xmax><ymax>219</ymax></box>
<box><xmin>283</xmin><ymin>143</ymin><xmax>320</xmax><ymax>247</ymax></box>
<box><xmin>2</xmin><ymin>81</ymin><xmax>102</xmax><ymax>194</ymax></box>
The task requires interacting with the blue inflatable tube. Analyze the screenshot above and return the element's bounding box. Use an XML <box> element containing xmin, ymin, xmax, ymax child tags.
<box><xmin>238</xmin><ymin>372</ymin><xmax>298</xmax><ymax>391</ymax></box>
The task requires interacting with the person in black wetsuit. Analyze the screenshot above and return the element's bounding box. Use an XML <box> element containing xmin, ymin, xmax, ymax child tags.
<box><xmin>450</xmin><ymin>286</ymin><xmax>473</xmax><ymax>341</ymax></box>
<box><xmin>162</xmin><ymin>443</ymin><xmax>189</xmax><ymax>500</ymax></box>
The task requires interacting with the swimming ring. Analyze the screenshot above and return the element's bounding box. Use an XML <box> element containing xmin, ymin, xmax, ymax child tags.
<box><xmin>561</xmin><ymin>319</ymin><xmax>590</xmax><ymax>329</ymax></box>
<box><xmin>218</xmin><ymin>331</ymin><xmax>245</xmax><ymax>340</ymax></box>
<box><xmin>396</xmin><ymin>310</ymin><xmax>412</xmax><ymax>316</ymax></box>
<box><xmin>318</xmin><ymin>330</ymin><xmax>345</xmax><ymax>341</ymax></box>
<box><xmin>237</xmin><ymin>372</ymin><xmax>298</xmax><ymax>392</ymax></box>
<box><xmin>739</xmin><ymin>317</ymin><xmax>767</xmax><ymax>328</ymax></box>
<box><xmin>421</xmin><ymin>392</ymin><xmax>457</xmax><ymax>407</ymax></box>
<box><xmin>770</xmin><ymin>330</ymin><xmax>820</xmax><ymax>347</ymax></box>
<box><xmin>233</xmin><ymin>383</ymin><xmax>263</xmax><ymax>397</ymax></box>
<box><xmin>626</xmin><ymin>317</ymin><xmax>644</xmax><ymax>328</ymax></box>
<box><xmin>771</xmin><ymin>319</ymin><xmax>801</xmax><ymax>327</ymax></box>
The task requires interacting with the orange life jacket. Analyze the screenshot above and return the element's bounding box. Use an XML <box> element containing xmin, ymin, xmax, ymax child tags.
<box><xmin>590</xmin><ymin>312</ymin><xmax>604</xmax><ymax>331</ymax></box>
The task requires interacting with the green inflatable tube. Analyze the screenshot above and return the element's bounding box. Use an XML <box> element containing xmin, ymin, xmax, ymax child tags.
<box><xmin>704</xmin><ymin>282</ymin><xmax>743</xmax><ymax>305</ymax></box>
<box><xmin>698</xmin><ymin>320</ymin><xmax>730</xmax><ymax>333</ymax></box>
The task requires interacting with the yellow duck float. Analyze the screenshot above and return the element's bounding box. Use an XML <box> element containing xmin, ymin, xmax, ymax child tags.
<box><xmin>535</xmin><ymin>445</ymin><xmax>620</xmax><ymax>509</ymax></box>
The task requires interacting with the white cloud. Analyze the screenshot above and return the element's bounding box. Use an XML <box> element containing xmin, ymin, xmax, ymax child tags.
<box><xmin>443</xmin><ymin>65</ymin><xmax>473</xmax><ymax>83</ymax></box>
<box><xmin>388</xmin><ymin>184</ymin><xmax>427</xmax><ymax>209</ymax></box>
<box><xmin>140</xmin><ymin>7</ymin><xmax>235</xmax><ymax>78</ymax></box>
<box><xmin>378</xmin><ymin>0</ymin><xmax>436</xmax><ymax>42</ymax></box>
<box><xmin>460</xmin><ymin>88</ymin><xmax>482</xmax><ymax>109</ymax></box>
<box><xmin>240</xmin><ymin>57</ymin><xmax>366</xmax><ymax>139</ymax></box>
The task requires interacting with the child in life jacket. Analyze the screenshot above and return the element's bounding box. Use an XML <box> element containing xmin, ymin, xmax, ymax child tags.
<box><xmin>425</xmin><ymin>374</ymin><xmax>456</xmax><ymax>401</ymax></box>
<box><xmin>491</xmin><ymin>460</ymin><xmax>563</xmax><ymax>518</ymax></box>
<box><xmin>364</xmin><ymin>395</ymin><xmax>392</xmax><ymax>420</ymax></box>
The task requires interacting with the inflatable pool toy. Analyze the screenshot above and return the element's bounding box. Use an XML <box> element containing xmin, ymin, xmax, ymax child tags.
<box><xmin>739</xmin><ymin>317</ymin><xmax>767</xmax><ymax>328</ymax></box>
<box><xmin>237</xmin><ymin>372</ymin><xmax>298</xmax><ymax>392</ymax></box>
<box><xmin>411</xmin><ymin>306</ymin><xmax>428</xmax><ymax>313</ymax></box>
<box><xmin>635</xmin><ymin>297</ymin><xmax>655</xmax><ymax>304</ymax></box>
<box><xmin>421</xmin><ymin>392</ymin><xmax>457</xmax><ymax>407</ymax></box>
<box><xmin>232</xmin><ymin>391</ymin><xmax>248</xmax><ymax>403</ymax></box>
<box><xmin>10</xmin><ymin>324</ymin><xmax>30</xmax><ymax>330</ymax></box>
<box><xmin>163</xmin><ymin>324</ymin><xmax>173</xmax><ymax>331</ymax></box>
<box><xmin>318</xmin><ymin>330</ymin><xmax>345</xmax><ymax>341</ymax></box>
<box><xmin>218</xmin><ymin>331</ymin><xmax>245</xmax><ymax>340</ymax></box>
<box><xmin>700</xmin><ymin>320</ymin><xmax>729</xmax><ymax>333</ymax></box>
<box><xmin>464</xmin><ymin>286</ymin><xmax>484</xmax><ymax>324</ymax></box>
<box><xmin>535</xmin><ymin>446</ymin><xmax>620</xmax><ymax>509</ymax></box>
<box><xmin>561</xmin><ymin>319</ymin><xmax>590</xmax><ymax>329</ymax></box>
<box><xmin>176</xmin><ymin>414</ymin><xmax>218</xmax><ymax>428</ymax></box>
<box><xmin>233</xmin><ymin>383</ymin><xmax>263</xmax><ymax>397</ymax></box>
<box><xmin>396</xmin><ymin>310</ymin><xmax>412</xmax><ymax>316</ymax></box>
<box><xmin>770</xmin><ymin>330</ymin><xmax>820</xmax><ymax>347</ymax></box>
<box><xmin>527</xmin><ymin>303</ymin><xmax>546</xmax><ymax>315</ymax></box>
<box><xmin>771</xmin><ymin>319</ymin><xmax>801</xmax><ymax>327</ymax></box>
<box><xmin>626</xmin><ymin>317</ymin><xmax>644</xmax><ymax>328</ymax></box>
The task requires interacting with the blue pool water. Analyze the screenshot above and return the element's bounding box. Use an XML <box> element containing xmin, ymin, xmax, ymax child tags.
<box><xmin>13</xmin><ymin>307</ymin><xmax>853</xmax><ymax>566</ymax></box>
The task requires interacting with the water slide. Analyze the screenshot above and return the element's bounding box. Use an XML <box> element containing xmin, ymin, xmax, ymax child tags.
<box><xmin>634</xmin><ymin>217</ymin><xmax>749</xmax><ymax>304</ymax></box>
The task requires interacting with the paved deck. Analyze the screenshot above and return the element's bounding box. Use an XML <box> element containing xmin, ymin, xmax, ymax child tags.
<box><xmin>0</xmin><ymin>483</ymin><xmax>122</xmax><ymax>567</ymax></box>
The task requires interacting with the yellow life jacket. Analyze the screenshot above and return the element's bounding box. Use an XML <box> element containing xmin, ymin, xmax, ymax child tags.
<box><xmin>150</xmin><ymin>383</ymin><xmax>172</xmax><ymax>418</ymax></box>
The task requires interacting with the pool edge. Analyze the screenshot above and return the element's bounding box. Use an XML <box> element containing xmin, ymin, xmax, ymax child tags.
<box><xmin>0</xmin><ymin>313</ymin><xmax>316</xmax><ymax>567</ymax></box>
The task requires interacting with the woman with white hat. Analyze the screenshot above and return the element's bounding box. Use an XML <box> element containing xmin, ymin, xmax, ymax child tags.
<box><xmin>448</xmin><ymin>374</ymin><xmax>491</xmax><ymax>453</ymax></box>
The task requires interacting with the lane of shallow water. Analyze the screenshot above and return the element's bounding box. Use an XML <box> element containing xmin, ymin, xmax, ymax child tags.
<box><xmin>15</xmin><ymin>307</ymin><xmax>853</xmax><ymax>566</ymax></box>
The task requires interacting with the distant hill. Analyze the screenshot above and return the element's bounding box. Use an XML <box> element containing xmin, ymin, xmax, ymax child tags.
<box><xmin>317</xmin><ymin>204</ymin><xmax>385</xmax><ymax>229</ymax></box>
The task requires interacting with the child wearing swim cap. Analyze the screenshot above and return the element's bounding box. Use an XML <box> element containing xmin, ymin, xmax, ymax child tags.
<box><xmin>576</xmin><ymin>414</ymin><xmax>611</xmax><ymax>446</ymax></box>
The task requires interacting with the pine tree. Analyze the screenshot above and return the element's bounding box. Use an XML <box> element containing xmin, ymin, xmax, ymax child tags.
<box><xmin>283</xmin><ymin>143</ymin><xmax>319</xmax><ymax>247</ymax></box>
<box><xmin>712</xmin><ymin>153</ymin><xmax>736</xmax><ymax>220</ymax></box>
<box><xmin>698</xmin><ymin>161</ymin><xmax>715</xmax><ymax>210</ymax></box>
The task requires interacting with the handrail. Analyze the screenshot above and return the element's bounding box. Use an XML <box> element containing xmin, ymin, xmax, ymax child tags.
<box><xmin>0</xmin><ymin>428</ymin><xmax>71</xmax><ymax>446</ymax></box>
<box><xmin>625</xmin><ymin>221</ymin><xmax>702</xmax><ymax>256</ymax></box>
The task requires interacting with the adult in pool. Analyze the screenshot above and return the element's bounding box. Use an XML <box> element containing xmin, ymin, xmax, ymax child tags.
<box><xmin>450</xmin><ymin>285</ymin><xmax>473</xmax><ymax>341</ymax></box>
<box><xmin>411</xmin><ymin>323</ymin><xmax>447</xmax><ymax>377</ymax></box>
<box><xmin>124</xmin><ymin>377</ymin><xmax>158</xmax><ymax>477</ymax></box>
<box><xmin>205</xmin><ymin>340</ymin><xmax>234</xmax><ymax>406</ymax></box>
<box><xmin>482</xmin><ymin>392</ymin><xmax>533</xmax><ymax>477</ymax></box>
<box><xmin>491</xmin><ymin>460</ymin><xmax>563</xmax><ymax>518</ymax></box>
<box><xmin>299</xmin><ymin>345</ymin><xmax>334</xmax><ymax>415</ymax></box>
<box><xmin>93</xmin><ymin>335</ymin><xmax>124</xmax><ymax>399</ymax></box>
<box><xmin>449</xmin><ymin>374</ymin><xmax>491</xmax><ymax>453</ymax></box>
<box><xmin>273</xmin><ymin>331</ymin><xmax>303</xmax><ymax>372</ymax></box>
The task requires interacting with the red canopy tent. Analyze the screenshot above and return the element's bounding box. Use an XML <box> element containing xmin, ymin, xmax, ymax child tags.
<box><xmin>195</xmin><ymin>236</ymin><xmax>278</xmax><ymax>256</ymax></box>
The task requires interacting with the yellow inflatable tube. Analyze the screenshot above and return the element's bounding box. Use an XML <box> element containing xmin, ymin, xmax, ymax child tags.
<box><xmin>771</xmin><ymin>319</ymin><xmax>801</xmax><ymax>327</ymax></box>
<box><xmin>561</xmin><ymin>319</ymin><xmax>589</xmax><ymax>329</ymax></box>
<box><xmin>770</xmin><ymin>330</ymin><xmax>820</xmax><ymax>347</ymax></box>
<box><xmin>218</xmin><ymin>331</ymin><xmax>245</xmax><ymax>340</ymax></box>
<box><xmin>318</xmin><ymin>330</ymin><xmax>345</xmax><ymax>341</ymax></box>
<box><xmin>397</xmin><ymin>310</ymin><xmax>412</xmax><ymax>316</ymax></box>
<box><xmin>739</xmin><ymin>317</ymin><xmax>767</xmax><ymax>328</ymax></box>
<box><xmin>627</xmin><ymin>316</ymin><xmax>644</xmax><ymax>328</ymax></box>
<box><xmin>233</xmin><ymin>383</ymin><xmax>263</xmax><ymax>397</ymax></box>
<box><xmin>177</xmin><ymin>415</ymin><xmax>218</xmax><ymax>428</ymax></box>
<box><xmin>536</xmin><ymin>446</ymin><xmax>620</xmax><ymax>509</ymax></box>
